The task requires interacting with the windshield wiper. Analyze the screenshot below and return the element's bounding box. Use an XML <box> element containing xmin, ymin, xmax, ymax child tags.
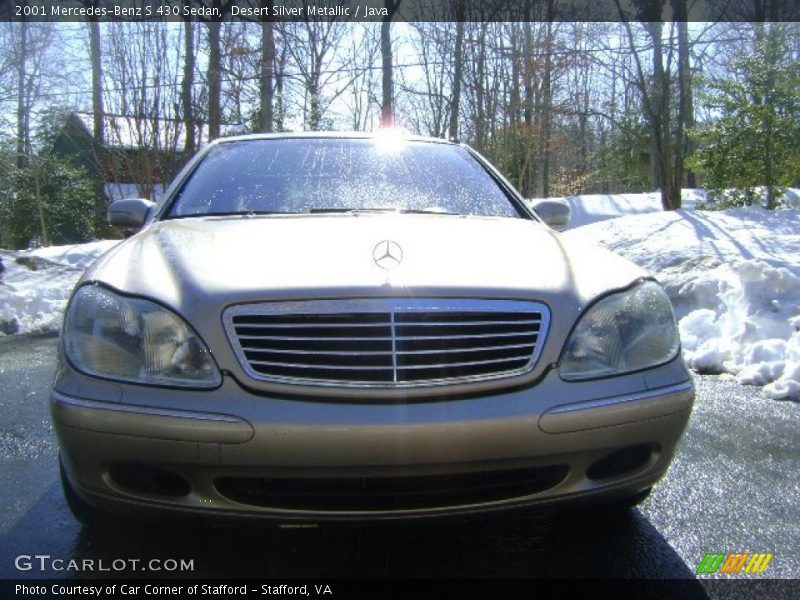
<box><xmin>395</xmin><ymin>208</ymin><xmax>459</xmax><ymax>216</ymax></box>
<box><xmin>308</xmin><ymin>207</ymin><xmax>362</xmax><ymax>213</ymax></box>
<box><xmin>191</xmin><ymin>210</ymin><xmax>297</xmax><ymax>218</ymax></box>
<box><xmin>308</xmin><ymin>207</ymin><xmax>459</xmax><ymax>216</ymax></box>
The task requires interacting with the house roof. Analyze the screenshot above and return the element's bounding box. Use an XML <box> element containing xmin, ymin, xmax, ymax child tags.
<box><xmin>73</xmin><ymin>112</ymin><xmax>247</xmax><ymax>150</ymax></box>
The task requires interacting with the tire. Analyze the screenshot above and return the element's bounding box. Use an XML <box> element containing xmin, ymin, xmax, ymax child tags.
<box><xmin>605</xmin><ymin>487</ymin><xmax>652</xmax><ymax>510</ymax></box>
<box><xmin>559</xmin><ymin>487</ymin><xmax>653</xmax><ymax>520</ymax></box>
<box><xmin>59</xmin><ymin>456</ymin><xmax>112</xmax><ymax>527</ymax></box>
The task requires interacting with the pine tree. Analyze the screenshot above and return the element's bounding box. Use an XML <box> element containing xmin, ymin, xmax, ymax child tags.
<box><xmin>690</xmin><ymin>24</ymin><xmax>800</xmax><ymax>209</ymax></box>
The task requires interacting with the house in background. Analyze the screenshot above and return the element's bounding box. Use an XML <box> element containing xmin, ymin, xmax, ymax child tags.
<box><xmin>51</xmin><ymin>112</ymin><xmax>245</xmax><ymax>204</ymax></box>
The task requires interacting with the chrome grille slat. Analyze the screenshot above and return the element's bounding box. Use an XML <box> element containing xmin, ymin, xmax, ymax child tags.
<box><xmin>391</xmin><ymin>319</ymin><xmax>541</xmax><ymax>326</ymax></box>
<box><xmin>233</xmin><ymin>335</ymin><xmax>395</xmax><ymax>341</ymax></box>
<box><xmin>224</xmin><ymin>299</ymin><xmax>550</xmax><ymax>389</ymax></box>
<box><xmin>395</xmin><ymin>355</ymin><xmax>533</xmax><ymax>370</ymax></box>
<box><xmin>396</xmin><ymin>342</ymin><xmax>535</xmax><ymax>355</ymax></box>
<box><xmin>233</xmin><ymin>322</ymin><xmax>392</xmax><ymax>328</ymax></box>
<box><xmin>239</xmin><ymin>347</ymin><xmax>395</xmax><ymax>356</ymax></box>
<box><xmin>394</xmin><ymin>331</ymin><xmax>538</xmax><ymax>340</ymax></box>
<box><xmin>248</xmin><ymin>360</ymin><xmax>396</xmax><ymax>371</ymax></box>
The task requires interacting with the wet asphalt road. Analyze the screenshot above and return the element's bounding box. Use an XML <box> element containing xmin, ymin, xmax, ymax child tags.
<box><xmin>0</xmin><ymin>333</ymin><xmax>797</xmax><ymax>589</ymax></box>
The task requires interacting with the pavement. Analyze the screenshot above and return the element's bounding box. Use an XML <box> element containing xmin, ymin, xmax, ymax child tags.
<box><xmin>0</xmin><ymin>333</ymin><xmax>797</xmax><ymax>590</ymax></box>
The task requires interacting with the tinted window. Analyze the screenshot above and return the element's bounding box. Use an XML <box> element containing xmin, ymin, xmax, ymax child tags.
<box><xmin>168</xmin><ymin>138</ymin><xmax>522</xmax><ymax>218</ymax></box>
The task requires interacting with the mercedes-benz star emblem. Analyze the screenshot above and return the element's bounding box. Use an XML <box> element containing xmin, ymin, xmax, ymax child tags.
<box><xmin>373</xmin><ymin>240</ymin><xmax>403</xmax><ymax>270</ymax></box>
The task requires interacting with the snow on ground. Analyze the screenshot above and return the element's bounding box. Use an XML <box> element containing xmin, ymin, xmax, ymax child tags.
<box><xmin>565</xmin><ymin>202</ymin><xmax>800</xmax><ymax>401</ymax></box>
<box><xmin>547</xmin><ymin>189</ymin><xmax>707</xmax><ymax>229</ymax></box>
<box><xmin>554</xmin><ymin>188</ymin><xmax>799</xmax><ymax>230</ymax></box>
<box><xmin>0</xmin><ymin>240</ymin><xmax>118</xmax><ymax>336</ymax></box>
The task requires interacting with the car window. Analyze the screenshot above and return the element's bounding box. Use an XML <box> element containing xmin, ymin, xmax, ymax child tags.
<box><xmin>167</xmin><ymin>138</ymin><xmax>523</xmax><ymax>218</ymax></box>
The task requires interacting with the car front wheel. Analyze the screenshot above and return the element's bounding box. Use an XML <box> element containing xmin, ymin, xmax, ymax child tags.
<box><xmin>59</xmin><ymin>456</ymin><xmax>110</xmax><ymax>527</ymax></box>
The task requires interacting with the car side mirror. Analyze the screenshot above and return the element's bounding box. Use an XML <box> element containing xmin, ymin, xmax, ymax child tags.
<box><xmin>107</xmin><ymin>198</ymin><xmax>156</xmax><ymax>229</ymax></box>
<box><xmin>530</xmin><ymin>199</ymin><xmax>570</xmax><ymax>230</ymax></box>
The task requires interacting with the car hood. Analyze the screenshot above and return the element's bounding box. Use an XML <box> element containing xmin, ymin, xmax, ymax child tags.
<box><xmin>83</xmin><ymin>213</ymin><xmax>646</xmax><ymax>376</ymax></box>
<box><xmin>82</xmin><ymin>214</ymin><xmax>647</xmax><ymax>386</ymax></box>
<box><xmin>85</xmin><ymin>214</ymin><xmax>645</xmax><ymax>307</ymax></box>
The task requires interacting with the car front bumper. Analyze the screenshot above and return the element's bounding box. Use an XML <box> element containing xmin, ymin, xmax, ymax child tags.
<box><xmin>52</xmin><ymin>359</ymin><xmax>694</xmax><ymax>523</ymax></box>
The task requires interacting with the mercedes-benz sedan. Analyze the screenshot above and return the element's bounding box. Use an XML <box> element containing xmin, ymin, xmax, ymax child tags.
<box><xmin>51</xmin><ymin>132</ymin><xmax>694</xmax><ymax>525</ymax></box>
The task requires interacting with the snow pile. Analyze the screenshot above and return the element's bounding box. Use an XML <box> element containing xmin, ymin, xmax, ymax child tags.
<box><xmin>540</xmin><ymin>189</ymin><xmax>706</xmax><ymax>229</ymax></box>
<box><xmin>566</xmin><ymin>206</ymin><xmax>800</xmax><ymax>400</ymax></box>
<box><xmin>0</xmin><ymin>240</ymin><xmax>118</xmax><ymax>336</ymax></box>
<box><xmin>550</xmin><ymin>188</ymin><xmax>799</xmax><ymax>230</ymax></box>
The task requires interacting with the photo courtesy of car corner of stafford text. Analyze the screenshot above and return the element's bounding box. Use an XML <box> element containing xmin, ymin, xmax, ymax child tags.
<box><xmin>0</xmin><ymin>0</ymin><xmax>798</xmax><ymax>597</ymax></box>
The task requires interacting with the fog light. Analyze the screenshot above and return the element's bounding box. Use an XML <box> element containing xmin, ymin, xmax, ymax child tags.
<box><xmin>586</xmin><ymin>444</ymin><xmax>657</xmax><ymax>480</ymax></box>
<box><xmin>108</xmin><ymin>463</ymin><xmax>191</xmax><ymax>498</ymax></box>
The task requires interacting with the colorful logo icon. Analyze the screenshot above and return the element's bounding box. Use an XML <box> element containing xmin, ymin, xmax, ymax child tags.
<box><xmin>696</xmin><ymin>552</ymin><xmax>774</xmax><ymax>575</ymax></box>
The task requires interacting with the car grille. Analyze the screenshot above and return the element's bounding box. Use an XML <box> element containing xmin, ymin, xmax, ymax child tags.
<box><xmin>223</xmin><ymin>299</ymin><xmax>550</xmax><ymax>388</ymax></box>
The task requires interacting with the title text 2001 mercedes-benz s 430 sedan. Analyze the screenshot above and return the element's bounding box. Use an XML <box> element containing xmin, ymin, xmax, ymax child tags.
<box><xmin>51</xmin><ymin>131</ymin><xmax>693</xmax><ymax>525</ymax></box>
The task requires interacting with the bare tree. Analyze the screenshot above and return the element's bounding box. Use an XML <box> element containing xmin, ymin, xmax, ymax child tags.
<box><xmin>5</xmin><ymin>17</ymin><xmax>59</xmax><ymax>168</ymax></box>
<box><xmin>403</xmin><ymin>22</ymin><xmax>454</xmax><ymax>137</ymax></box>
<box><xmin>283</xmin><ymin>18</ymin><xmax>358</xmax><ymax>130</ymax></box>
<box><xmin>104</xmin><ymin>22</ymin><xmax>184</xmax><ymax>196</ymax></box>
<box><xmin>615</xmin><ymin>0</ymin><xmax>683</xmax><ymax>209</ymax></box>
<box><xmin>342</xmin><ymin>24</ymin><xmax>380</xmax><ymax>131</ymax></box>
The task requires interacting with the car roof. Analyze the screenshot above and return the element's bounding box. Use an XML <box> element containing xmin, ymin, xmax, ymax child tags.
<box><xmin>212</xmin><ymin>131</ymin><xmax>460</xmax><ymax>146</ymax></box>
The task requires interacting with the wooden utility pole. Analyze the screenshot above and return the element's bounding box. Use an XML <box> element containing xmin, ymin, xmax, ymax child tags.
<box><xmin>88</xmin><ymin>10</ymin><xmax>106</xmax><ymax>229</ymax></box>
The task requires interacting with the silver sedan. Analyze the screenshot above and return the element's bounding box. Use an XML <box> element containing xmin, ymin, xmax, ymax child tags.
<box><xmin>52</xmin><ymin>132</ymin><xmax>693</xmax><ymax>524</ymax></box>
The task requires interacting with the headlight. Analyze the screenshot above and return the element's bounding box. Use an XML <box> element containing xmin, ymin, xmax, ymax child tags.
<box><xmin>559</xmin><ymin>281</ymin><xmax>680</xmax><ymax>381</ymax></box>
<box><xmin>64</xmin><ymin>285</ymin><xmax>221</xmax><ymax>388</ymax></box>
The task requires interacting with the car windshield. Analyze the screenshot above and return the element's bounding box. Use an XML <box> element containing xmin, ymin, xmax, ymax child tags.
<box><xmin>167</xmin><ymin>137</ymin><xmax>523</xmax><ymax>219</ymax></box>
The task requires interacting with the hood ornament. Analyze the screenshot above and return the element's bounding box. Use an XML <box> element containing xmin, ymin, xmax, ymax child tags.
<box><xmin>373</xmin><ymin>240</ymin><xmax>403</xmax><ymax>270</ymax></box>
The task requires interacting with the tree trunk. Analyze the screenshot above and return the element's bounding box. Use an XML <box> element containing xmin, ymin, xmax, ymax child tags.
<box><xmin>647</xmin><ymin>21</ymin><xmax>665</xmax><ymax>195</ymax></box>
<box><xmin>448</xmin><ymin>7</ymin><xmax>464</xmax><ymax>140</ymax></box>
<box><xmin>473</xmin><ymin>24</ymin><xmax>486</xmax><ymax>150</ymax></box>
<box><xmin>673</xmin><ymin>4</ymin><xmax>690</xmax><ymax>199</ymax></box>
<box><xmin>16</xmin><ymin>12</ymin><xmax>28</xmax><ymax>169</ymax></box>
<box><xmin>33</xmin><ymin>159</ymin><xmax>49</xmax><ymax>247</ymax></box>
<box><xmin>182</xmin><ymin>20</ymin><xmax>196</xmax><ymax>154</ymax></box>
<box><xmin>380</xmin><ymin>1</ymin><xmax>400</xmax><ymax>127</ymax></box>
<box><xmin>522</xmin><ymin>21</ymin><xmax>533</xmax><ymax>127</ymax></box>
<box><xmin>521</xmin><ymin>19</ymin><xmax>535</xmax><ymax>196</ymax></box>
<box><xmin>89</xmin><ymin>20</ymin><xmax>104</xmax><ymax>150</ymax></box>
<box><xmin>259</xmin><ymin>13</ymin><xmax>275</xmax><ymax>133</ymax></box>
<box><xmin>536</xmin><ymin>10</ymin><xmax>554</xmax><ymax>198</ymax></box>
<box><xmin>207</xmin><ymin>20</ymin><xmax>222</xmax><ymax>140</ymax></box>
<box><xmin>308</xmin><ymin>78</ymin><xmax>321</xmax><ymax>130</ymax></box>
<box><xmin>274</xmin><ymin>27</ymin><xmax>286</xmax><ymax>132</ymax></box>
<box><xmin>646</xmin><ymin>19</ymin><xmax>680</xmax><ymax>210</ymax></box>
<box><xmin>508</xmin><ymin>24</ymin><xmax>521</xmax><ymax>127</ymax></box>
<box><xmin>678</xmin><ymin>14</ymin><xmax>697</xmax><ymax>188</ymax></box>
<box><xmin>761</xmin><ymin>24</ymin><xmax>777</xmax><ymax>209</ymax></box>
